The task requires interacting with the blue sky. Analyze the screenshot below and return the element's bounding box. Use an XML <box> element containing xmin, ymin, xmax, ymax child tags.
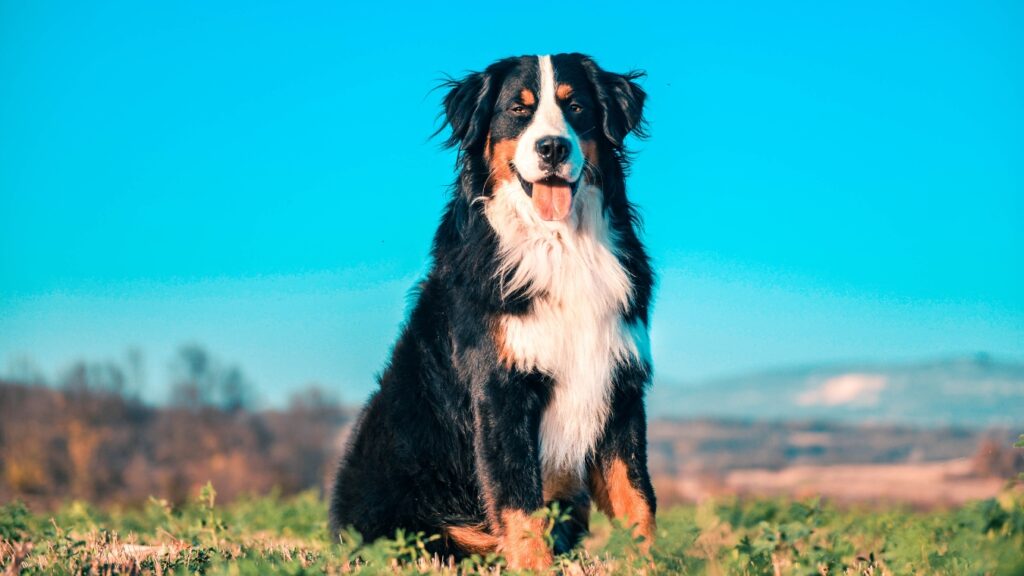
<box><xmin>1</xmin><ymin>0</ymin><xmax>1021</xmax><ymax>406</ymax></box>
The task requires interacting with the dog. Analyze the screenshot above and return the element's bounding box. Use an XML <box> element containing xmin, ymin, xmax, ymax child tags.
<box><xmin>329</xmin><ymin>53</ymin><xmax>655</xmax><ymax>570</ymax></box>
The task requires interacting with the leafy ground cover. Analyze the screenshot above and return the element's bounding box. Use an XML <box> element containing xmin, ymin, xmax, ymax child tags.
<box><xmin>1</xmin><ymin>484</ymin><xmax>1022</xmax><ymax>575</ymax></box>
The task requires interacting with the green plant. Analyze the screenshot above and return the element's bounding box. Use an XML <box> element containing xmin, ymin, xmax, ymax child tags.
<box><xmin>3</xmin><ymin>488</ymin><xmax>1024</xmax><ymax>575</ymax></box>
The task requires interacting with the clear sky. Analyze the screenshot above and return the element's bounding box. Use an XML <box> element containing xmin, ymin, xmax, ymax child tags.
<box><xmin>1</xmin><ymin>0</ymin><xmax>1021</xmax><ymax>406</ymax></box>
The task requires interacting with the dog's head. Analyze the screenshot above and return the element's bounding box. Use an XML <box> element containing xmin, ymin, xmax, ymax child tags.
<box><xmin>439</xmin><ymin>54</ymin><xmax>646</xmax><ymax>222</ymax></box>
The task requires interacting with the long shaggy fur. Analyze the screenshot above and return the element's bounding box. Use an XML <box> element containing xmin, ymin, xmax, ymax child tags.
<box><xmin>329</xmin><ymin>53</ymin><xmax>656</xmax><ymax>565</ymax></box>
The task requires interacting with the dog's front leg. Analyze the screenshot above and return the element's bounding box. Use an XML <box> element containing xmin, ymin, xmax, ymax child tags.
<box><xmin>589</xmin><ymin>364</ymin><xmax>657</xmax><ymax>555</ymax></box>
<box><xmin>472</xmin><ymin>368</ymin><xmax>553</xmax><ymax>570</ymax></box>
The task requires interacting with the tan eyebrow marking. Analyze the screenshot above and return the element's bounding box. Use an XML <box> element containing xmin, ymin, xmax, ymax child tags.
<box><xmin>555</xmin><ymin>83</ymin><xmax>573</xmax><ymax>100</ymax></box>
<box><xmin>520</xmin><ymin>89</ymin><xmax>536</xmax><ymax>106</ymax></box>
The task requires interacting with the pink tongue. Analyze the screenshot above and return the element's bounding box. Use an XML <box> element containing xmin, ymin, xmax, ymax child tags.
<box><xmin>531</xmin><ymin>183</ymin><xmax>573</xmax><ymax>221</ymax></box>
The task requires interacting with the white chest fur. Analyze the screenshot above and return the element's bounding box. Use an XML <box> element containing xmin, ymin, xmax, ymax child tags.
<box><xmin>485</xmin><ymin>181</ymin><xmax>651</xmax><ymax>481</ymax></box>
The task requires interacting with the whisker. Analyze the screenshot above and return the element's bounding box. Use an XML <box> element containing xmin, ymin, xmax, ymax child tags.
<box><xmin>480</xmin><ymin>165</ymin><xmax>501</xmax><ymax>195</ymax></box>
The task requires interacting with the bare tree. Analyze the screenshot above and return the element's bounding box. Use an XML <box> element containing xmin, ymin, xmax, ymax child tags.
<box><xmin>169</xmin><ymin>344</ymin><xmax>253</xmax><ymax>412</ymax></box>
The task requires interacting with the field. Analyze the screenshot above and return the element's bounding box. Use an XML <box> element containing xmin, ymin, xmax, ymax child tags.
<box><xmin>2</xmin><ymin>485</ymin><xmax>1023</xmax><ymax>575</ymax></box>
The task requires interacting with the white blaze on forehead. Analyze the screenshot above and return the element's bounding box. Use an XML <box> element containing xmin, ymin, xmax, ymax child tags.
<box><xmin>535</xmin><ymin>55</ymin><xmax>567</xmax><ymax>136</ymax></box>
<box><xmin>512</xmin><ymin>55</ymin><xmax>585</xmax><ymax>184</ymax></box>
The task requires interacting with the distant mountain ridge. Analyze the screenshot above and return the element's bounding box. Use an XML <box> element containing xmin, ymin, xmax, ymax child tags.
<box><xmin>650</xmin><ymin>354</ymin><xmax>1024</xmax><ymax>428</ymax></box>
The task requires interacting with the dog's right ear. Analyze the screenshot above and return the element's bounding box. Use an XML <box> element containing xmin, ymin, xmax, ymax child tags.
<box><xmin>436</xmin><ymin>59</ymin><xmax>515</xmax><ymax>153</ymax></box>
<box><xmin>438</xmin><ymin>71</ymin><xmax>490</xmax><ymax>151</ymax></box>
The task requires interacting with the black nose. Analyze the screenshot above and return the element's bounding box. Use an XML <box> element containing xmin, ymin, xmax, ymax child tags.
<box><xmin>535</xmin><ymin>136</ymin><xmax>571</xmax><ymax>168</ymax></box>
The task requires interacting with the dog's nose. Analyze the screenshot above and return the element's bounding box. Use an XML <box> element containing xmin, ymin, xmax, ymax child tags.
<box><xmin>535</xmin><ymin>136</ymin><xmax>571</xmax><ymax>168</ymax></box>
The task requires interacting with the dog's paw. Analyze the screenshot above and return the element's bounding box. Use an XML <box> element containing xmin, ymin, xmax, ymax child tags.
<box><xmin>503</xmin><ymin>543</ymin><xmax>553</xmax><ymax>572</ymax></box>
<box><xmin>499</xmin><ymin>509</ymin><xmax>554</xmax><ymax>571</ymax></box>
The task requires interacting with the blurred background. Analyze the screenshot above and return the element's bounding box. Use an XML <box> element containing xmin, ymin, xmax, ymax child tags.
<box><xmin>1</xmin><ymin>0</ymin><xmax>1021</xmax><ymax>509</ymax></box>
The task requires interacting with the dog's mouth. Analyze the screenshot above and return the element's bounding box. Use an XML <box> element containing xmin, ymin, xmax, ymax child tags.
<box><xmin>512</xmin><ymin>164</ymin><xmax>579</xmax><ymax>221</ymax></box>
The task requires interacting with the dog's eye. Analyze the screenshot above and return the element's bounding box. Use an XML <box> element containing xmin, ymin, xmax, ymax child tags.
<box><xmin>509</xmin><ymin>104</ymin><xmax>530</xmax><ymax>115</ymax></box>
<box><xmin>569</xmin><ymin>102</ymin><xmax>584</xmax><ymax>113</ymax></box>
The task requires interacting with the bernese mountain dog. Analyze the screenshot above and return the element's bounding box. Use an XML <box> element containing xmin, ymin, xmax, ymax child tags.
<box><xmin>329</xmin><ymin>53</ymin><xmax>654</xmax><ymax>570</ymax></box>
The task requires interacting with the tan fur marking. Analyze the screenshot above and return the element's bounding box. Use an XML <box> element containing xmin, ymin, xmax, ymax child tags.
<box><xmin>492</xmin><ymin>322</ymin><xmax>516</xmax><ymax>369</ymax></box>
<box><xmin>581</xmin><ymin>139</ymin><xmax>598</xmax><ymax>164</ymax></box>
<box><xmin>556</xmin><ymin>83</ymin><xmax>573</xmax><ymax>100</ymax></box>
<box><xmin>499</xmin><ymin>509</ymin><xmax>553</xmax><ymax>570</ymax></box>
<box><xmin>580</xmin><ymin>139</ymin><xmax>599</xmax><ymax>184</ymax></box>
<box><xmin>488</xmin><ymin>137</ymin><xmax>518</xmax><ymax>188</ymax></box>
<box><xmin>520</xmin><ymin>88</ymin><xmax>536</xmax><ymax>106</ymax></box>
<box><xmin>589</xmin><ymin>458</ymin><xmax>656</xmax><ymax>552</ymax></box>
<box><xmin>445</xmin><ymin>524</ymin><xmax>499</xmax><ymax>555</ymax></box>
<box><xmin>542</xmin><ymin>470</ymin><xmax>583</xmax><ymax>502</ymax></box>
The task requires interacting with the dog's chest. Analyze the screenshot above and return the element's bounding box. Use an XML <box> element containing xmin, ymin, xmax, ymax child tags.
<box><xmin>495</xmin><ymin>220</ymin><xmax>649</xmax><ymax>481</ymax></box>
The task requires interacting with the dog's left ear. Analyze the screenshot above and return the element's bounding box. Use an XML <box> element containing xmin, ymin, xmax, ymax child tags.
<box><xmin>582</xmin><ymin>57</ymin><xmax>648</xmax><ymax>147</ymax></box>
<box><xmin>437</xmin><ymin>59</ymin><xmax>515</xmax><ymax>153</ymax></box>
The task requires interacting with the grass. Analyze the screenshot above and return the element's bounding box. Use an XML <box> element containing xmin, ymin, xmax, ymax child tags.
<box><xmin>2</xmin><ymin>483</ymin><xmax>1023</xmax><ymax>575</ymax></box>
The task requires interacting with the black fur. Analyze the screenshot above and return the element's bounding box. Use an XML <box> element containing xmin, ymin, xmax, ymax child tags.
<box><xmin>329</xmin><ymin>53</ymin><xmax>654</xmax><ymax>559</ymax></box>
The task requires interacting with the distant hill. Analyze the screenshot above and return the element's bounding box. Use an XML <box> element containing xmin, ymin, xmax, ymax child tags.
<box><xmin>650</xmin><ymin>354</ymin><xmax>1024</xmax><ymax>427</ymax></box>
